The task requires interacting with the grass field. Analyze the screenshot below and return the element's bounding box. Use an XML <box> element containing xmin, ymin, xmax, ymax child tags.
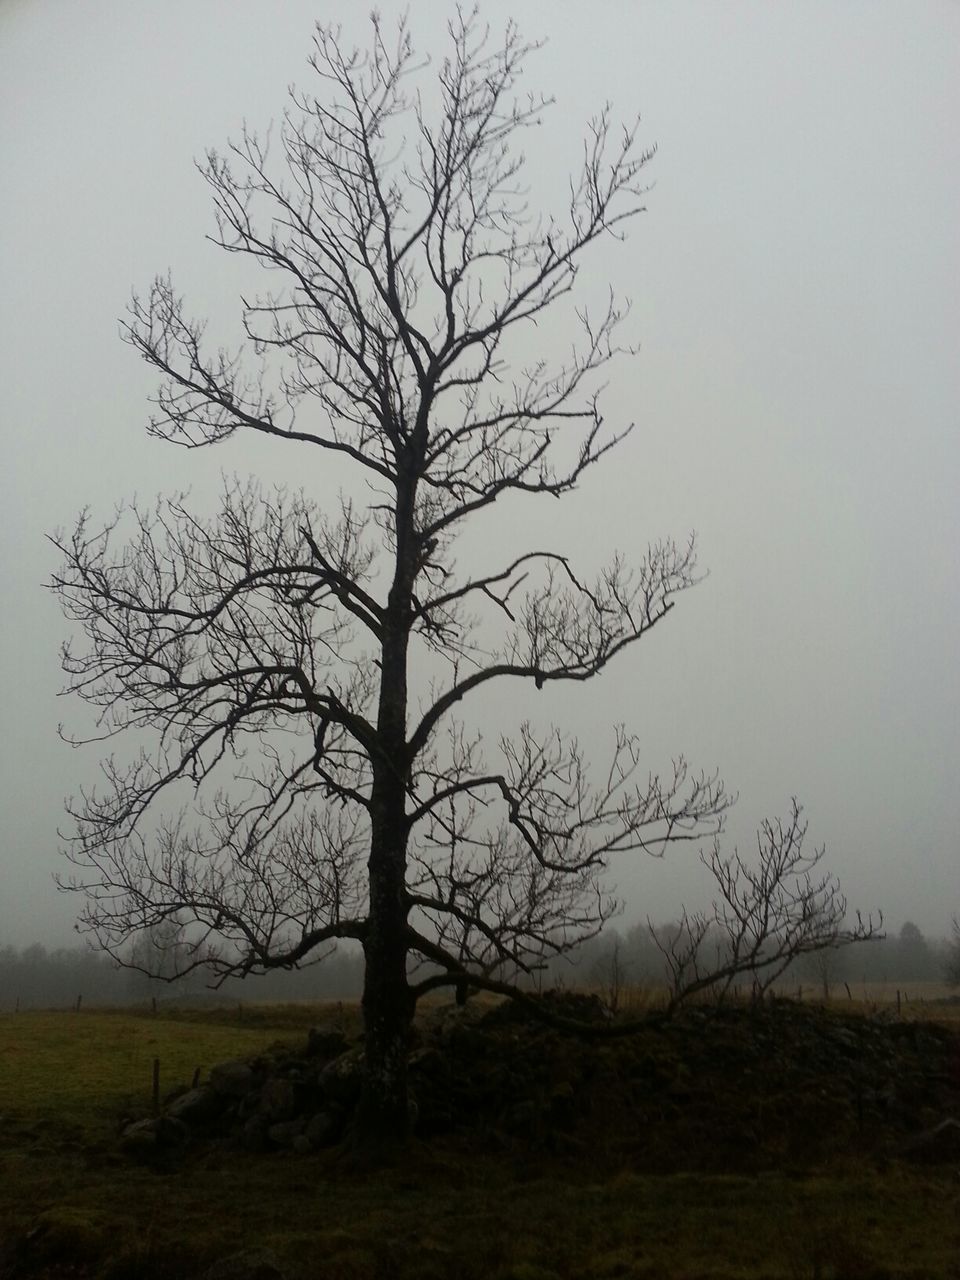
<box><xmin>1</xmin><ymin>995</ymin><xmax>958</xmax><ymax>1279</ymax></box>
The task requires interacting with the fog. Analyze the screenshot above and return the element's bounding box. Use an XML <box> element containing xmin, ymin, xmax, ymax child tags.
<box><xmin>1</xmin><ymin>1</ymin><xmax>957</xmax><ymax>950</ymax></box>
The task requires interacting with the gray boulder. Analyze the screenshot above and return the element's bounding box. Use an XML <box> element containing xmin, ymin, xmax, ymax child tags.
<box><xmin>266</xmin><ymin>1118</ymin><xmax>305</xmax><ymax>1147</ymax></box>
<box><xmin>240</xmin><ymin>1114</ymin><xmax>268</xmax><ymax>1152</ymax></box>
<box><xmin>165</xmin><ymin>1085</ymin><xmax>224</xmax><ymax>1125</ymax></box>
<box><xmin>209</xmin><ymin>1060</ymin><xmax>256</xmax><ymax>1097</ymax></box>
<box><xmin>258</xmin><ymin>1077</ymin><xmax>296</xmax><ymax>1121</ymax></box>
<box><xmin>317</xmin><ymin>1049</ymin><xmax>364</xmax><ymax>1105</ymax></box>
<box><xmin>120</xmin><ymin>1117</ymin><xmax>159</xmax><ymax>1153</ymax></box>
<box><xmin>304</xmin><ymin>1108</ymin><xmax>343</xmax><ymax>1148</ymax></box>
<box><xmin>120</xmin><ymin>1113</ymin><xmax>190</xmax><ymax>1154</ymax></box>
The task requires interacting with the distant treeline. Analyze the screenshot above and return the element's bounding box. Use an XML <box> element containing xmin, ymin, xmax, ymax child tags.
<box><xmin>0</xmin><ymin>941</ymin><xmax>364</xmax><ymax>1011</ymax></box>
<box><xmin>565</xmin><ymin>919</ymin><xmax>957</xmax><ymax>1001</ymax></box>
<box><xmin>0</xmin><ymin>919</ymin><xmax>955</xmax><ymax>1012</ymax></box>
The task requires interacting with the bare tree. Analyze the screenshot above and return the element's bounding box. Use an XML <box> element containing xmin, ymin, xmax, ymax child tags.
<box><xmin>51</xmin><ymin>11</ymin><xmax>733</xmax><ymax>1148</ymax></box>
<box><xmin>651</xmin><ymin>799</ymin><xmax>880</xmax><ymax>1012</ymax></box>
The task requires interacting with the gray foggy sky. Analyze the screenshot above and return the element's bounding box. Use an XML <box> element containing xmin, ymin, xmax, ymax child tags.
<box><xmin>1</xmin><ymin>1</ymin><xmax>957</xmax><ymax>948</ymax></box>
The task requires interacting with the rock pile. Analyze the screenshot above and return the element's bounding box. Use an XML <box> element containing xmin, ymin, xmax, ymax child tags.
<box><xmin>122</xmin><ymin>1027</ymin><xmax>358</xmax><ymax>1155</ymax></box>
<box><xmin>120</xmin><ymin>996</ymin><xmax>960</xmax><ymax>1170</ymax></box>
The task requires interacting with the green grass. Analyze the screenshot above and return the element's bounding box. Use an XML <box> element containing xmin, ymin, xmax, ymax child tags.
<box><xmin>1</xmin><ymin>1005</ymin><xmax>958</xmax><ymax>1279</ymax></box>
<box><xmin>0</xmin><ymin>1009</ymin><xmax>308</xmax><ymax>1132</ymax></box>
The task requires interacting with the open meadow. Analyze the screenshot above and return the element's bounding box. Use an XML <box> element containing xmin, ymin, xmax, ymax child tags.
<box><xmin>1</xmin><ymin>991</ymin><xmax>958</xmax><ymax>1279</ymax></box>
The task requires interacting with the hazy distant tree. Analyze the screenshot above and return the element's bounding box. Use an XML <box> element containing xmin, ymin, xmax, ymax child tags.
<box><xmin>651</xmin><ymin>800</ymin><xmax>879</xmax><ymax>1011</ymax></box>
<box><xmin>585</xmin><ymin>929</ymin><xmax>631</xmax><ymax>1014</ymax></box>
<box><xmin>126</xmin><ymin>916</ymin><xmax>192</xmax><ymax>996</ymax></box>
<box><xmin>811</xmin><ymin>948</ymin><xmax>834</xmax><ymax>1001</ymax></box>
<box><xmin>945</xmin><ymin>917</ymin><xmax>960</xmax><ymax>987</ymax></box>
<box><xmin>53</xmin><ymin>11</ymin><xmax>765</xmax><ymax>1148</ymax></box>
<box><xmin>895</xmin><ymin>920</ymin><xmax>933</xmax><ymax>982</ymax></box>
<box><xmin>0</xmin><ymin>942</ymin><xmax>131</xmax><ymax>1009</ymax></box>
<box><xmin>622</xmin><ymin>920</ymin><xmax>677</xmax><ymax>983</ymax></box>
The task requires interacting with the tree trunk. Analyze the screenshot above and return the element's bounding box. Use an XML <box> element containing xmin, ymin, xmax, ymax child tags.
<box><xmin>354</xmin><ymin>542</ymin><xmax>416</xmax><ymax>1150</ymax></box>
<box><xmin>355</xmin><ymin>800</ymin><xmax>414</xmax><ymax>1150</ymax></box>
<box><xmin>352</xmin><ymin>454</ymin><xmax>421</xmax><ymax>1152</ymax></box>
